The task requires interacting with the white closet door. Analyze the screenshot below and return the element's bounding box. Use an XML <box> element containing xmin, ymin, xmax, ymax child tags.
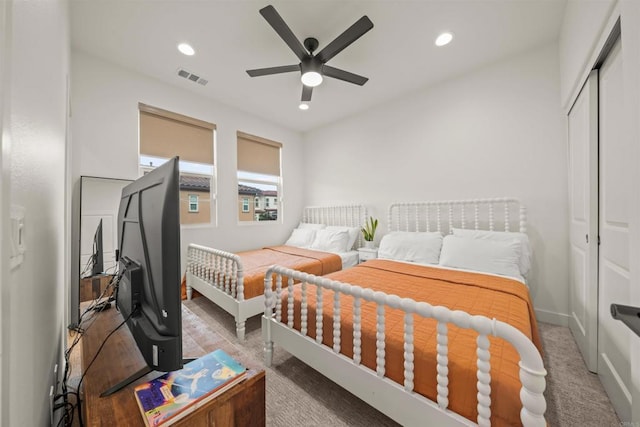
<box><xmin>567</xmin><ymin>70</ymin><xmax>599</xmax><ymax>373</ymax></box>
<box><xmin>598</xmin><ymin>38</ymin><xmax>632</xmax><ymax>421</ymax></box>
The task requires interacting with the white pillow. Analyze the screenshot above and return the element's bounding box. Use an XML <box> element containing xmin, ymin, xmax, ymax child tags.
<box><xmin>378</xmin><ymin>231</ymin><xmax>443</xmax><ymax>265</ymax></box>
<box><xmin>298</xmin><ymin>222</ymin><xmax>326</xmax><ymax>230</ymax></box>
<box><xmin>309</xmin><ymin>229</ymin><xmax>351</xmax><ymax>253</ymax></box>
<box><xmin>439</xmin><ymin>235</ymin><xmax>522</xmax><ymax>280</ymax></box>
<box><xmin>325</xmin><ymin>226</ymin><xmax>360</xmax><ymax>251</ymax></box>
<box><xmin>452</xmin><ymin>228</ymin><xmax>532</xmax><ymax>277</ymax></box>
<box><xmin>285</xmin><ymin>228</ymin><xmax>316</xmax><ymax>248</ymax></box>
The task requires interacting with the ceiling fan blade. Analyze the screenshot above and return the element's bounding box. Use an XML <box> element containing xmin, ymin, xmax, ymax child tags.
<box><xmin>259</xmin><ymin>5</ymin><xmax>308</xmax><ymax>61</ymax></box>
<box><xmin>246</xmin><ymin>64</ymin><xmax>300</xmax><ymax>77</ymax></box>
<box><xmin>315</xmin><ymin>16</ymin><xmax>373</xmax><ymax>64</ymax></box>
<box><xmin>302</xmin><ymin>85</ymin><xmax>313</xmax><ymax>102</ymax></box>
<box><xmin>322</xmin><ymin>65</ymin><xmax>368</xmax><ymax>86</ymax></box>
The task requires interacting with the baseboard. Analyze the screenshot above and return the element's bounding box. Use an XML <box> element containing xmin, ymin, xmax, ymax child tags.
<box><xmin>535</xmin><ymin>308</ymin><xmax>570</xmax><ymax>327</ymax></box>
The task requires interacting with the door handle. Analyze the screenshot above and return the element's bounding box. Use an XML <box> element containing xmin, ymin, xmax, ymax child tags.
<box><xmin>611</xmin><ymin>304</ymin><xmax>640</xmax><ymax>338</ymax></box>
<box><xmin>586</xmin><ymin>234</ymin><xmax>589</xmax><ymax>243</ymax></box>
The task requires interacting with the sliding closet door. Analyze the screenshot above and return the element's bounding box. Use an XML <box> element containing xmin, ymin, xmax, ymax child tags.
<box><xmin>568</xmin><ymin>70</ymin><xmax>599</xmax><ymax>373</ymax></box>
<box><xmin>597</xmin><ymin>38</ymin><xmax>632</xmax><ymax>421</ymax></box>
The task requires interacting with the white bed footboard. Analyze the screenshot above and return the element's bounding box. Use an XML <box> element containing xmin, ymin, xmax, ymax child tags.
<box><xmin>187</xmin><ymin>243</ymin><xmax>245</xmax><ymax>299</ymax></box>
<box><xmin>187</xmin><ymin>243</ymin><xmax>261</xmax><ymax>339</ymax></box>
<box><xmin>262</xmin><ymin>266</ymin><xmax>546</xmax><ymax>427</ymax></box>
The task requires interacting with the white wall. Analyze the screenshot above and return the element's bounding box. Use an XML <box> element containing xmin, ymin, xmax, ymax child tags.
<box><xmin>558</xmin><ymin>0</ymin><xmax>617</xmax><ymax>109</ymax></box>
<box><xmin>303</xmin><ymin>43</ymin><xmax>568</xmax><ymax>325</ymax></box>
<box><xmin>70</xmin><ymin>50</ymin><xmax>304</xmax><ymax>323</ymax></box>
<box><xmin>560</xmin><ymin>0</ymin><xmax>640</xmax><ymax>422</ymax></box>
<box><xmin>1</xmin><ymin>1</ymin><xmax>69</xmax><ymax>426</ymax></box>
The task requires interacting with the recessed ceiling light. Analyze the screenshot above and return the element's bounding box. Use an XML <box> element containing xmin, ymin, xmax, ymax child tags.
<box><xmin>178</xmin><ymin>43</ymin><xmax>195</xmax><ymax>56</ymax></box>
<box><xmin>435</xmin><ymin>32</ymin><xmax>454</xmax><ymax>47</ymax></box>
<box><xmin>299</xmin><ymin>103</ymin><xmax>310</xmax><ymax>111</ymax></box>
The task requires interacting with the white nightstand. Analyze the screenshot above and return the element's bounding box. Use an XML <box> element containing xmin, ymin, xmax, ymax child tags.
<box><xmin>357</xmin><ymin>247</ymin><xmax>378</xmax><ymax>263</ymax></box>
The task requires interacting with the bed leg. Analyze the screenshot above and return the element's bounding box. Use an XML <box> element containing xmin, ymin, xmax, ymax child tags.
<box><xmin>261</xmin><ymin>315</ymin><xmax>273</xmax><ymax>367</ymax></box>
<box><xmin>186</xmin><ymin>284</ymin><xmax>192</xmax><ymax>300</ymax></box>
<box><xmin>264</xmin><ymin>341</ymin><xmax>273</xmax><ymax>367</ymax></box>
<box><xmin>236</xmin><ymin>320</ymin><xmax>246</xmax><ymax>340</ymax></box>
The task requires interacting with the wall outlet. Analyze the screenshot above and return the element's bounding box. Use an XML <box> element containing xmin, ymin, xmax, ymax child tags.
<box><xmin>49</xmin><ymin>385</ymin><xmax>55</xmax><ymax>426</ymax></box>
<box><xmin>50</xmin><ymin>364</ymin><xmax>60</xmax><ymax>426</ymax></box>
<box><xmin>53</xmin><ymin>363</ymin><xmax>58</xmax><ymax>390</ymax></box>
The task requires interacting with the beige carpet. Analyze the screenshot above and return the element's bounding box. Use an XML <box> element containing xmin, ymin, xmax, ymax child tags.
<box><xmin>183</xmin><ymin>297</ymin><xmax>621</xmax><ymax>427</ymax></box>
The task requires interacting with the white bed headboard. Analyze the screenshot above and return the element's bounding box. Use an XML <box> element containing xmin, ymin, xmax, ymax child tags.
<box><xmin>302</xmin><ymin>204</ymin><xmax>368</xmax><ymax>228</ymax></box>
<box><xmin>302</xmin><ymin>204</ymin><xmax>368</xmax><ymax>247</ymax></box>
<box><xmin>388</xmin><ymin>198</ymin><xmax>526</xmax><ymax>234</ymax></box>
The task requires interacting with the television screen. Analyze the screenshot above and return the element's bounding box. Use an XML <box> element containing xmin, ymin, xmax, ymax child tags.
<box><xmin>105</xmin><ymin>156</ymin><xmax>182</xmax><ymax>396</ymax></box>
<box><xmin>90</xmin><ymin>219</ymin><xmax>104</xmax><ymax>276</ymax></box>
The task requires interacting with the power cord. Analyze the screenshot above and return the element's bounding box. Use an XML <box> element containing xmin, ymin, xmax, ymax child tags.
<box><xmin>55</xmin><ymin>271</ymin><xmax>123</xmax><ymax>426</ymax></box>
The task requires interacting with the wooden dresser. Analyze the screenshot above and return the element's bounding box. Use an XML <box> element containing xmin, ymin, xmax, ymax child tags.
<box><xmin>80</xmin><ymin>302</ymin><xmax>265</xmax><ymax>426</ymax></box>
<box><xmin>79</xmin><ymin>274</ymin><xmax>115</xmax><ymax>302</ymax></box>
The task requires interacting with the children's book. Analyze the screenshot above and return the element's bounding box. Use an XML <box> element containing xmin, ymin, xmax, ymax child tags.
<box><xmin>133</xmin><ymin>349</ymin><xmax>247</xmax><ymax>426</ymax></box>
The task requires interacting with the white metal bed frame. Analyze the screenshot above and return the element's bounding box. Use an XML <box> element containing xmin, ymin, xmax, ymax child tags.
<box><xmin>388</xmin><ymin>197</ymin><xmax>527</xmax><ymax>234</ymax></box>
<box><xmin>186</xmin><ymin>204</ymin><xmax>367</xmax><ymax>340</ymax></box>
<box><xmin>261</xmin><ymin>198</ymin><xmax>546</xmax><ymax>426</ymax></box>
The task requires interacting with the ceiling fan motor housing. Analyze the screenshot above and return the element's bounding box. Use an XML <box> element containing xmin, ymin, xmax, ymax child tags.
<box><xmin>301</xmin><ymin>57</ymin><xmax>322</xmax><ymax>75</ymax></box>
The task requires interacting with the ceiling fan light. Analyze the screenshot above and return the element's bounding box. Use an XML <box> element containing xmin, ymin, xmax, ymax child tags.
<box><xmin>301</xmin><ymin>71</ymin><xmax>323</xmax><ymax>87</ymax></box>
<box><xmin>299</xmin><ymin>103</ymin><xmax>309</xmax><ymax>110</ymax></box>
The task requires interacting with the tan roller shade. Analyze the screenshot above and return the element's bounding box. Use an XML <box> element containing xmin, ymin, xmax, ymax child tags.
<box><xmin>139</xmin><ymin>104</ymin><xmax>214</xmax><ymax>164</ymax></box>
<box><xmin>237</xmin><ymin>131</ymin><xmax>282</xmax><ymax>176</ymax></box>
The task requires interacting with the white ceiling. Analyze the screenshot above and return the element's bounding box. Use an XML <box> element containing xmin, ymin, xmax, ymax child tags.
<box><xmin>70</xmin><ymin>0</ymin><xmax>567</xmax><ymax>133</ymax></box>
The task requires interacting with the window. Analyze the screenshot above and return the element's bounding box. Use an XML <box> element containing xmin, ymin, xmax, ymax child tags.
<box><xmin>242</xmin><ymin>198</ymin><xmax>250</xmax><ymax>212</ymax></box>
<box><xmin>237</xmin><ymin>131</ymin><xmax>282</xmax><ymax>222</ymax></box>
<box><xmin>138</xmin><ymin>103</ymin><xmax>216</xmax><ymax>226</ymax></box>
<box><xmin>188</xmin><ymin>194</ymin><xmax>199</xmax><ymax>212</ymax></box>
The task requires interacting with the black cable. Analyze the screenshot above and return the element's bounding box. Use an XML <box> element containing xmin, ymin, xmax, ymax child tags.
<box><xmin>77</xmin><ymin>310</ymin><xmax>132</xmax><ymax>393</ymax></box>
<box><xmin>55</xmin><ymin>269</ymin><xmax>124</xmax><ymax>426</ymax></box>
<box><xmin>75</xmin><ymin>309</ymin><xmax>134</xmax><ymax>427</ymax></box>
<box><xmin>79</xmin><ymin>254</ymin><xmax>95</xmax><ymax>278</ymax></box>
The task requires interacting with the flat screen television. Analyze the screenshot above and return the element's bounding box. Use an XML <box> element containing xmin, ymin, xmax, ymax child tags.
<box><xmin>102</xmin><ymin>156</ymin><xmax>182</xmax><ymax>396</ymax></box>
<box><xmin>90</xmin><ymin>219</ymin><xmax>104</xmax><ymax>276</ymax></box>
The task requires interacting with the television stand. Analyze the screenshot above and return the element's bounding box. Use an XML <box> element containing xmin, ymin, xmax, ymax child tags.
<box><xmin>100</xmin><ymin>358</ymin><xmax>197</xmax><ymax>397</ymax></box>
<box><xmin>80</xmin><ymin>273</ymin><xmax>115</xmax><ymax>302</ymax></box>
<box><xmin>80</xmin><ymin>302</ymin><xmax>265</xmax><ymax>425</ymax></box>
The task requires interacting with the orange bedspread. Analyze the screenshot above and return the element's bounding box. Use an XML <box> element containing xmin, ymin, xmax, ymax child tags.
<box><xmin>240</xmin><ymin>245</ymin><xmax>342</xmax><ymax>299</ymax></box>
<box><xmin>281</xmin><ymin>259</ymin><xmax>542</xmax><ymax>426</ymax></box>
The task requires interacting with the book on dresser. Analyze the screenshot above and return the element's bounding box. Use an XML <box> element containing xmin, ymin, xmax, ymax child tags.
<box><xmin>133</xmin><ymin>349</ymin><xmax>248</xmax><ymax>427</ymax></box>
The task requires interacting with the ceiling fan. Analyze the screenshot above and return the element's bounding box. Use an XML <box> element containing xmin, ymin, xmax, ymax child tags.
<box><xmin>246</xmin><ymin>5</ymin><xmax>374</xmax><ymax>103</ymax></box>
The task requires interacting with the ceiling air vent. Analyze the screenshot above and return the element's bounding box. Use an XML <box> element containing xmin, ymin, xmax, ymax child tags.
<box><xmin>176</xmin><ymin>68</ymin><xmax>208</xmax><ymax>86</ymax></box>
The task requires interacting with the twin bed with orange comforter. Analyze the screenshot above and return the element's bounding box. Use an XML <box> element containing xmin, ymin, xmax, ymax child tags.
<box><xmin>186</xmin><ymin>204</ymin><xmax>367</xmax><ymax>340</ymax></box>
<box><xmin>186</xmin><ymin>244</ymin><xmax>343</xmax><ymax>340</ymax></box>
<box><xmin>232</xmin><ymin>245</ymin><xmax>342</xmax><ymax>299</ymax></box>
<box><xmin>262</xmin><ymin>199</ymin><xmax>547</xmax><ymax>427</ymax></box>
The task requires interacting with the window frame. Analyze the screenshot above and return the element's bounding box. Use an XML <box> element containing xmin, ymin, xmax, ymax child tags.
<box><xmin>236</xmin><ymin>131</ymin><xmax>282</xmax><ymax>225</ymax></box>
<box><xmin>188</xmin><ymin>194</ymin><xmax>199</xmax><ymax>213</ymax></box>
<box><xmin>138</xmin><ymin>103</ymin><xmax>217</xmax><ymax>228</ymax></box>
